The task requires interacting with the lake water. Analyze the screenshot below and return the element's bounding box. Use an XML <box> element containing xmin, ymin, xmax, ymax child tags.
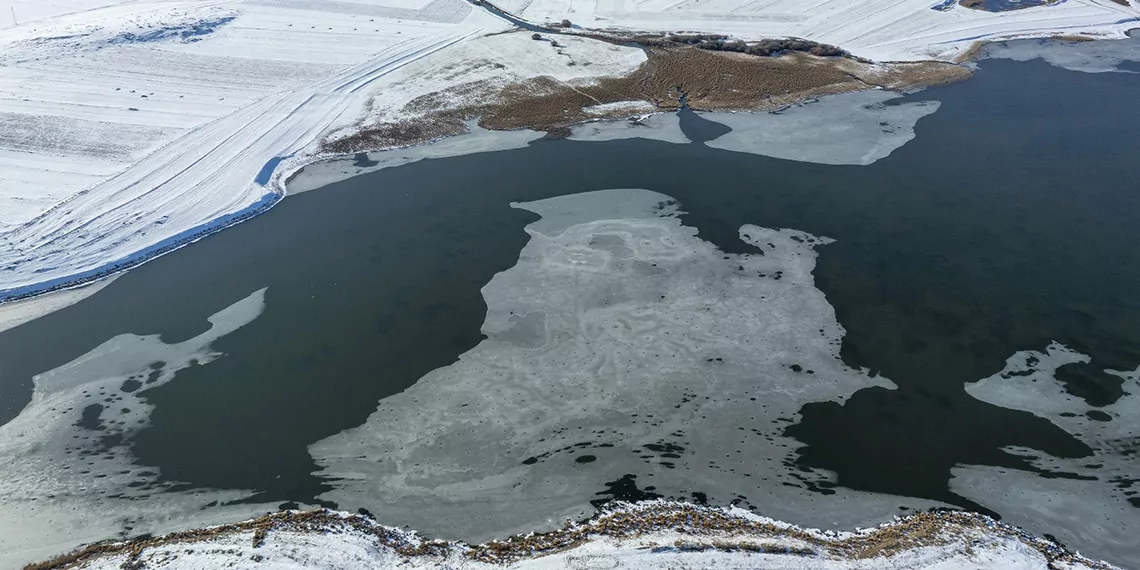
<box><xmin>1</xmin><ymin>44</ymin><xmax>1138</xmax><ymax>566</ymax></box>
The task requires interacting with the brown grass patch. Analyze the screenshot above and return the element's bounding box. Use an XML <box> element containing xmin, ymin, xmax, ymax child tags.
<box><xmin>322</xmin><ymin>35</ymin><xmax>973</xmax><ymax>154</ymax></box>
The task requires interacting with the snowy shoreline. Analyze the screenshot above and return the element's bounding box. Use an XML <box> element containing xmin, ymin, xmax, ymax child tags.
<box><xmin>27</xmin><ymin>502</ymin><xmax>1121</xmax><ymax>570</ymax></box>
<box><xmin>0</xmin><ymin>0</ymin><xmax>1137</xmax><ymax>306</ymax></box>
<box><xmin>0</xmin><ymin>191</ymin><xmax>279</xmax><ymax>303</ymax></box>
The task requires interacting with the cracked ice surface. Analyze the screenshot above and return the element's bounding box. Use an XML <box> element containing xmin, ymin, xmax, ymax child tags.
<box><xmin>310</xmin><ymin>188</ymin><xmax>941</xmax><ymax>542</ymax></box>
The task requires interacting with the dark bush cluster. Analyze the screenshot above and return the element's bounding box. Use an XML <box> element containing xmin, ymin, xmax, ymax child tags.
<box><xmin>716</xmin><ymin>38</ymin><xmax>847</xmax><ymax>57</ymax></box>
<box><xmin>628</xmin><ymin>33</ymin><xmax>847</xmax><ymax>58</ymax></box>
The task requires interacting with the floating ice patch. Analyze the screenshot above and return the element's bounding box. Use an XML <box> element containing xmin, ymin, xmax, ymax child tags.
<box><xmin>0</xmin><ymin>276</ymin><xmax>119</xmax><ymax>334</ymax></box>
<box><xmin>568</xmin><ymin>113</ymin><xmax>690</xmax><ymax>144</ymax></box>
<box><xmin>700</xmin><ymin>91</ymin><xmax>940</xmax><ymax>165</ymax></box>
<box><xmin>286</xmin><ymin>122</ymin><xmax>544</xmax><ymax>195</ymax></box>
<box><xmin>310</xmin><ymin>188</ymin><xmax>937</xmax><ymax>543</ymax></box>
<box><xmin>955</xmin><ymin>342</ymin><xmax>1140</xmax><ymax>567</ymax></box>
<box><xmin>0</xmin><ymin>289</ymin><xmax>277</xmax><ymax>569</ymax></box>
<box><xmin>983</xmin><ymin>32</ymin><xmax>1140</xmax><ymax>73</ymax></box>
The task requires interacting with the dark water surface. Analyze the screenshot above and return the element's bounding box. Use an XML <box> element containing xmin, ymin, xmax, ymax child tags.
<box><xmin>1</xmin><ymin>57</ymin><xmax>1138</xmax><ymax>520</ymax></box>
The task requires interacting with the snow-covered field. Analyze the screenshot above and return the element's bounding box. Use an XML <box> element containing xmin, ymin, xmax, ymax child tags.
<box><xmin>1</xmin><ymin>0</ymin><xmax>1138</xmax><ymax>303</ymax></box>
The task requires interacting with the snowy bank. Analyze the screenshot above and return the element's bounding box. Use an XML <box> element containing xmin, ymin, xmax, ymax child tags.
<box><xmin>1</xmin><ymin>0</ymin><xmax>1138</xmax><ymax>304</ymax></box>
<box><xmin>27</xmin><ymin>503</ymin><xmax>1120</xmax><ymax>570</ymax></box>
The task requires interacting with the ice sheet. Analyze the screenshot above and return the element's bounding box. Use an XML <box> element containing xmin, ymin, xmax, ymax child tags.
<box><xmin>0</xmin><ymin>288</ymin><xmax>279</xmax><ymax>569</ymax></box>
<box><xmin>310</xmin><ymin>188</ymin><xmax>943</xmax><ymax>544</ymax></box>
<box><xmin>701</xmin><ymin>91</ymin><xmax>940</xmax><ymax>165</ymax></box>
<box><xmin>983</xmin><ymin>31</ymin><xmax>1140</xmax><ymax>73</ymax></box>
<box><xmin>954</xmin><ymin>342</ymin><xmax>1140</xmax><ymax>568</ymax></box>
<box><xmin>567</xmin><ymin>112</ymin><xmax>691</xmax><ymax>143</ymax></box>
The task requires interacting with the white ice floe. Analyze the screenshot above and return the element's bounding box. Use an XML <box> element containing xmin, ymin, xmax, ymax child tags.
<box><xmin>0</xmin><ymin>288</ymin><xmax>280</xmax><ymax>569</ymax></box>
<box><xmin>310</xmin><ymin>188</ymin><xmax>946</xmax><ymax>543</ymax></box>
<box><xmin>983</xmin><ymin>30</ymin><xmax>1140</xmax><ymax>72</ymax></box>
<box><xmin>0</xmin><ymin>275</ymin><xmax>118</xmax><ymax>334</ymax></box>
<box><xmin>701</xmin><ymin>91</ymin><xmax>941</xmax><ymax>165</ymax></box>
<box><xmin>955</xmin><ymin>342</ymin><xmax>1140</xmax><ymax>568</ymax></box>
<box><xmin>287</xmin><ymin>122</ymin><xmax>545</xmax><ymax>195</ymax></box>
<box><xmin>31</xmin><ymin>503</ymin><xmax>1120</xmax><ymax>569</ymax></box>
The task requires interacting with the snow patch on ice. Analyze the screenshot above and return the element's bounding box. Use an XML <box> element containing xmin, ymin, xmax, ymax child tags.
<box><xmin>702</xmin><ymin>91</ymin><xmax>941</xmax><ymax>165</ymax></box>
<box><xmin>0</xmin><ymin>288</ymin><xmax>279</xmax><ymax>569</ymax></box>
<box><xmin>0</xmin><ymin>275</ymin><xmax>119</xmax><ymax>334</ymax></box>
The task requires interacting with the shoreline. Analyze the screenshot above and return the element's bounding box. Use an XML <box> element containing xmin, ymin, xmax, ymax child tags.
<box><xmin>26</xmin><ymin>502</ymin><xmax>1119</xmax><ymax>570</ymax></box>
<box><xmin>0</xmin><ymin>27</ymin><xmax>1135</xmax><ymax>308</ymax></box>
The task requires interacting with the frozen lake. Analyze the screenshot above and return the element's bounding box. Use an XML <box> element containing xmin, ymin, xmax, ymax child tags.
<box><xmin>1</xmin><ymin>47</ymin><xmax>1138</xmax><ymax>567</ymax></box>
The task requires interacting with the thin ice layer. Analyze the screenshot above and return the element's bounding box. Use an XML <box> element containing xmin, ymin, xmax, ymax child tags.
<box><xmin>983</xmin><ymin>32</ymin><xmax>1140</xmax><ymax>73</ymax></box>
<box><xmin>0</xmin><ymin>289</ymin><xmax>277</xmax><ymax>569</ymax></box>
<box><xmin>311</xmin><ymin>188</ymin><xmax>936</xmax><ymax>543</ymax></box>
<box><xmin>955</xmin><ymin>342</ymin><xmax>1140</xmax><ymax>568</ymax></box>
<box><xmin>286</xmin><ymin>121</ymin><xmax>543</xmax><ymax>195</ymax></box>
<box><xmin>701</xmin><ymin>91</ymin><xmax>940</xmax><ymax>165</ymax></box>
